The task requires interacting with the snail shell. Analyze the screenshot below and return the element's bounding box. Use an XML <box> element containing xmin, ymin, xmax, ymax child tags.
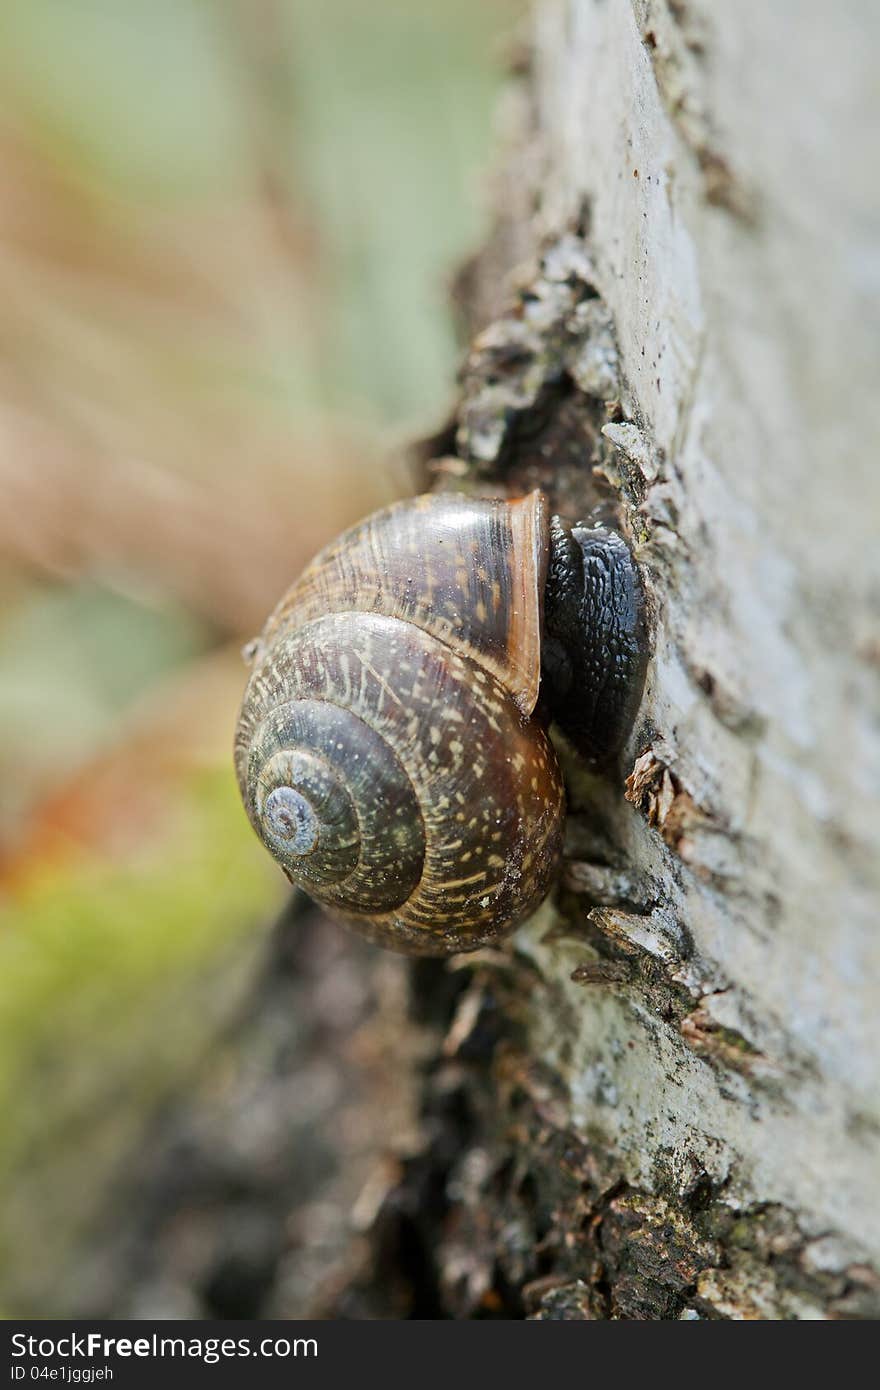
<box><xmin>235</xmin><ymin>491</ymin><xmax>566</xmax><ymax>955</ymax></box>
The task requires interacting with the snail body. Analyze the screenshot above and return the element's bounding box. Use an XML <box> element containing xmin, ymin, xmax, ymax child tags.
<box><xmin>235</xmin><ymin>491</ymin><xmax>645</xmax><ymax>955</ymax></box>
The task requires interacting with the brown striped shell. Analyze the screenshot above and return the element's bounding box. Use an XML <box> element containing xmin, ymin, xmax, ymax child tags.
<box><xmin>234</xmin><ymin>491</ymin><xmax>565</xmax><ymax>955</ymax></box>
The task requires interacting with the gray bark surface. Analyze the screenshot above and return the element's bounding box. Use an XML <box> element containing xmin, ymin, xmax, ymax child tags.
<box><xmin>399</xmin><ymin>0</ymin><xmax>880</xmax><ymax>1318</ymax></box>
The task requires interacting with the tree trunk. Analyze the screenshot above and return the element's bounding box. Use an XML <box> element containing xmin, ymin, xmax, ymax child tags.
<box><xmin>74</xmin><ymin>0</ymin><xmax>880</xmax><ymax>1321</ymax></box>
<box><xmin>363</xmin><ymin>0</ymin><xmax>880</xmax><ymax>1320</ymax></box>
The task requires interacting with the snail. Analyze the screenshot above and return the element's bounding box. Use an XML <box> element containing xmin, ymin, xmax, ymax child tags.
<box><xmin>234</xmin><ymin>490</ymin><xmax>646</xmax><ymax>955</ymax></box>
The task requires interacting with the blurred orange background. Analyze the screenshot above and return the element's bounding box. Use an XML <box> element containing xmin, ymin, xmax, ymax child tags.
<box><xmin>0</xmin><ymin>0</ymin><xmax>518</xmax><ymax>1314</ymax></box>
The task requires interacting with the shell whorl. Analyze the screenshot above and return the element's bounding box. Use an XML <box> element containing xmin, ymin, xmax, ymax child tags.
<box><xmin>235</xmin><ymin>493</ymin><xmax>565</xmax><ymax>955</ymax></box>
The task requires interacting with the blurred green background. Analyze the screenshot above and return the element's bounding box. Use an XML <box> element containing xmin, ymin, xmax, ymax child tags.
<box><xmin>0</xmin><ymin>0</ymin><xmax>518</xmax><ymax>1315</ymax></box>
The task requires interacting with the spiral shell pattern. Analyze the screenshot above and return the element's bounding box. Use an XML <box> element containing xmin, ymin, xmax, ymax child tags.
<box><xmin>235</xmin><ymin>492</ymin><xmax>565</xmax><ymax>954</ymax></box>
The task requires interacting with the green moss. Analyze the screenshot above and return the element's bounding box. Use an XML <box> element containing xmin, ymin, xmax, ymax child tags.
<box><xmin>0</xmin><ymin>767</ymin><xmax>278</xmax><ymax>1141</ymax></box>
<box><xmin>0</xmin><ymin>766</ymin><xmax>282</xmax><ymax>1306</ymax></box>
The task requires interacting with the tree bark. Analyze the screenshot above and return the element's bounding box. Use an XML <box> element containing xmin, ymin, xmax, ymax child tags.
<box><xmin>362</xmin><ymin>0</ymin><xmax>880</xmax><ymax>1319</ymax></box>
<box><xmin>72</xmin><ymin>0</ymin><xmax>880</xmax><ymax>1321</ymax></box>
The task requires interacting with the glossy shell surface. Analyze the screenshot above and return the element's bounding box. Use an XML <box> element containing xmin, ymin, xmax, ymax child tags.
<box><xmin>235</xmin><ymin>492</ymin><xmax>565</xmax><ymax>954</ymax></box>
